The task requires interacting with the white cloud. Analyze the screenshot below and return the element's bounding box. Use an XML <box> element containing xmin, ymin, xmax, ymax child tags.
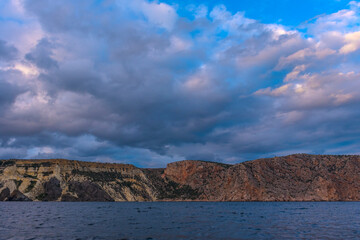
<box><xmin>138</xmin><ymin>0</ymin><xmax>177</xmax><ymax>30</ymax></box>
<box><xmin>284</xmin><ymin>65</ymin><xmax>307</xmax><ymax>82</ymax></box>
<box><xmin>209</xmin><ymin>5</ymin><xmax>256</xmax><ymax>34</ymax></box>
<box><xmin>340</xmin><ymin>31</ymin><xmax>360</xmax><ymax>54</ymax></box>
<box><xmin>255</xmin><ymin>84</ymin><xmax>291</xmax><ymax>97</ymax></box>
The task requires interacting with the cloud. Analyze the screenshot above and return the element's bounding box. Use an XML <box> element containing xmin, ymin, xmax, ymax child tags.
<box><xmin>136</xmin><ymin>0</ymin><xmax>178</xmax><ymax>30</ymax></box>
<box><xmin>25</xmin><ymin>38</ymin><xmax>58</xmax><ymax>70</ymax></box>
<box><xmin>340</xmin><ymin>31</ymin><xmax>360</xmax><ymax>54</ymax></box>
<box><xmin>0</xmin><ymin>40</ymin><xmax>18</xmax><ymax>61</ymax></box>
<box><xmin>0</xmin><ymin>0</ymin><xmax>360</xmax><ymax>166</ymax></box>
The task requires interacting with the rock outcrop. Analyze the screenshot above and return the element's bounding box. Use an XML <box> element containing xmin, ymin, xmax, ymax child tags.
<box><xmin>1</xmin><ymin>154</ymin><xmax>360</xmax><ymax>201</ymax></box>
<box><xmin>164</xmin><ymin>154</ymin><xmax>360</xmax><ymax>201</ymax></box>
<box><xmin>0</xmin><ymin>159</ymin><xmax>156</xmax><ymax>201</ymax></box>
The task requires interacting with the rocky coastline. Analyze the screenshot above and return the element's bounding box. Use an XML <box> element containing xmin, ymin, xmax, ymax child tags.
<box><xmin>1</xmin><ymin>154</ymin><xmax>359</xmax><ymax>201</ymax></box>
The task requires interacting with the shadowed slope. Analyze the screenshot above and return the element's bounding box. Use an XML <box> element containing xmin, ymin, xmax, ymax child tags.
<box><xmin>1</xmin><ymin>154</ymin><xmax>360</xmax><ymax>201</ymax></box>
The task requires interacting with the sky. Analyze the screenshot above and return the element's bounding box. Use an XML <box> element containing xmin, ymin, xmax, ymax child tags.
<box><xmin>1</xmin><ymin>0</ymin><xmax>360</xmax><ymax>167</ymax></box>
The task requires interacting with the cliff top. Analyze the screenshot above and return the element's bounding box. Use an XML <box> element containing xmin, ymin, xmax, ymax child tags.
<box><xmin>2</xmin><ymin>154</ymin><xmax>360</xmax><ymax>169</ymax></box>
<box><xmin>166</xmin><ymin>160</ymin><xmax>232</xmax><ymax>168</ymax></box>
<box><xmin>0</xmin><ymin>158</ymin><xmax>136</xmax><ymax>170</ymax></box>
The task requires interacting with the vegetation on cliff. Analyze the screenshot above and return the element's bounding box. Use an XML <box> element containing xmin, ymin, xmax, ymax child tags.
<box><xmin>0</xmin><ymin>154</ymin><xmax>360</xmax><ymax>201</ymax></box>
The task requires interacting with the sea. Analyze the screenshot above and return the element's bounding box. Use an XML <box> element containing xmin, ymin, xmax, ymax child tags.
<box><xmin>1</xmin><ymin>202</ymin><xmax>359</xmax><ymax>240</ymax></box>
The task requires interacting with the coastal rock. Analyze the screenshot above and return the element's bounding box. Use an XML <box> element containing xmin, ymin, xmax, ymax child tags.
<box><xmin>8</xmin><ymin>190</ymin><xmax>31</xmax><ymax>201</ymax></box>
<box><xmin>1</xmin><ymin>154</ymin><xmax>360</xmax><ymax>201</ymax></box>
<box><xmin>67</xmin><ymin>181</ymin><xmax>114</xmax><ymax>201</ymax></box>
<box><xmin>41</xmin><ymin>177</ymin><xmax>62</xmax><ymax>201</ymax></box>
<box><xmin>0</xmin><ymin>159</ymin><xmax>157</xmax><ymax>201</ymax></box>
<box><xmin>0</xmin><ymin>188</ymin><xmax>10</xmax><ymax>201</ymax></box>
<box><xmin>143</xmin><ymin>168</ymin><xmax>200</xmax><ymax>200</ymax></box>
<box><xmin>162</xmin><ymin>154</ymin><xmax>360</xmax><ymax>201</ymax></box>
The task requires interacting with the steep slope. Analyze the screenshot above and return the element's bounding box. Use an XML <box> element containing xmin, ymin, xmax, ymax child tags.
<box><xmin>164</xmin><ymin>154</ymin><xmax>360</xmax><ymax>201</ymax></box>
<box><xmin>1</xmin><ymin>154</ymin><xmax>360</xmax><ymax>201</ymax></box>
<box><xmin>0</xmin><ymin>159</ymin><xmax>155</xmax><ymax>201</ymax></box>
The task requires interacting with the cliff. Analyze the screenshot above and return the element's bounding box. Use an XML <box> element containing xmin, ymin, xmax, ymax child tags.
<box><xmin>0</xmin><ymin>159</ymin><xmax>200</xmax><ymax>201</ymax></box>
<box><xmin>164</xmin><ymin>154</ymin><xmax>360</xmax><ymax>201</ymax></box>
<box><xmin>1</xmin><ymin>154</ymin><xmax>360</xmax><ymax>201</ymax></box>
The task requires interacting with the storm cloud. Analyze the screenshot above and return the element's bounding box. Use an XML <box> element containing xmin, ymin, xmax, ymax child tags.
<box><xmin>0</xmin><ymin>0</ymin><xmax>360</xmax><ymax>166</ymax></box>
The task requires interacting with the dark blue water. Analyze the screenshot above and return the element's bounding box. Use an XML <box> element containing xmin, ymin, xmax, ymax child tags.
<box><xmin>1</xmin><ymin>202</ymin><xmax>360</xmax><ymax>240</ymax></box>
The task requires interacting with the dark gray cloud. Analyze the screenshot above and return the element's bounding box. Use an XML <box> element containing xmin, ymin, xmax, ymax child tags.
<box><xmin>0</xmin><ymin>1</ymin><xmax>359</xmax><ymax>166</ymax></box>
<box><xmin>25</xmin><ymin>38</ymin><xmax>58</xmax><ymax>70</ymax></box>
<box><xmin>0</xmin><ymin>39</ymin><xmax>18</xmax><ymax>61</ymax></box>
<box><xmin>0</xmin><ymin>78</ymin><xmax>20</xmax><ymax>108</ymax></box>
<box><xmin>0</xmin><ymin>69</ymin><xmax>26</xmax><ymax>115</ymax></box>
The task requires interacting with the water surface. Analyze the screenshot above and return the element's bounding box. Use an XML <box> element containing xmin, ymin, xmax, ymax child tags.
<box><xmin>1</xmin><ymin>202</ymin><xmax>359</xmax><ymax>239</ymax></box>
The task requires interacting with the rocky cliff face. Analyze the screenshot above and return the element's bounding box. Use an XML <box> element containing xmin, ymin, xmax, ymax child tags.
<box><xmin>0</xmin><ymin>159</ymin><xmax>155</xmax><ymax>201</ymax></box>
<box><xmin>164</xmin><ymin>154</ymin><xmax>360</xmax><ymax>201</ymax></box>
<box><xmin>1</xmin><ymin>154</ymin><xmax>360</xmax><ymax>201</ymax></box>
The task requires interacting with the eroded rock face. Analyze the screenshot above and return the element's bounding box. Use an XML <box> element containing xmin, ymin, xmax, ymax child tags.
<box><xmin>163</xmin><ymin>154</ymin><xmax>360</xmax><ymax>201</ymax></box>
<box><xmin>0</xmin><ymin>159</ymin><xmax>157</xmax><ymax>202</ymax></box>
<box><xmin>164</xmin><ymin>161</ymin><xmax>230</xmax><ymax>187</ymax></box>
<box><xmin>8</xmin><ymin>190</ymin><xmax>31</xmax><ymax>201</ymax></box>
<box><xmin>1</xmin><ymin>154</ymin><xmax>360</xmax><ymax>201</ymax></box>
<box><xmin>143</xmin><ymin>168</ymin><xmax>200</xmax><ymax>200</ymax></box>
<box><xmin>0</xmin><ymin>188</ymin><xmax>10</xmax><ymax>201</ymax></box>
<box><xmin>0</xmin><ymin>188</ymin><xmax>31</xmax><ymax>201</ymax></box>
<box><xmin>163</xmin><ymin>161</ymin><xmax>230</xmax><ymax>200</ymax></box>
<box><xmin>67</xmin><ymin>181</ymin><xmax>114</xmax><ymax>201</ymax></box>
<box><xmin>42</xmin><ymin>177</ymin><xmax>62</xmax><ymax>201</ymax></box>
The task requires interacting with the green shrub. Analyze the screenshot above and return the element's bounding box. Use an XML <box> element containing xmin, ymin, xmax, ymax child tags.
<box><xmin>24</xmin><ymin>174</ymin><xmax>38</xmax><ymax>179</ymax></box>
<box><xmin>36</xmin><ymin>193</ymin><xmax>47</xmax><ymax>201</ymax></box>
<box><xmin>14</xmin><ymin>179</ymin><xmax>23</xmax><ymax>189</ymax></box>
<box><xmin>25</xmin><ymin>181</ymin><xmax>37</xmax><ymax>193</ymax></box>
<box><xmin>42</xmin><ymin>171</ymin><xmax>53</xmax><ymax>176</ymax></box>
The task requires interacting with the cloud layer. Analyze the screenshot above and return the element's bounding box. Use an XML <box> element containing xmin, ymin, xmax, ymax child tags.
<box><xmin>1</xmin><ymin>0</ymin><xmax>360</xmax><ymax>166</ymax></box>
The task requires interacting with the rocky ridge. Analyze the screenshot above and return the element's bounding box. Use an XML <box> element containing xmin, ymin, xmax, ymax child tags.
<box><xmin>1</xmin><ymin>154</ymin><xmax>360</xmax><ymax>201</ymax></box>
